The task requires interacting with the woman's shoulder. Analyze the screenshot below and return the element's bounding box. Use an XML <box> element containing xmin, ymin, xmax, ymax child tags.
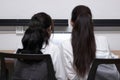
<box><xmin>95</xmin><ymin>35</ymin><xmax>109</xmax><ymax>50</ymax></box>
<box><xmin>61</xmin><ymin>38</ymin><xmax>71</xmax><ymax>46</ymax></box>
<box><xmin>95</xmin><ymin>35</ymin><xmax>108</xmax><ymax>43</ymax></box>
<box><xmin>42</xmin><ymin>41</ymin><xmax>60</xmax><ymax>54</ymax></box>
<box><xmin>49</xmin><ymin>41</ymin><xmax>59</xmax><ymax>49</ymax></box>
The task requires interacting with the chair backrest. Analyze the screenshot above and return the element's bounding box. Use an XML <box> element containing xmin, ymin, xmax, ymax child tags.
<box><xmin>87</xmin><ymin>59</ymin><xmax>120</xmax><ymax>80</ymax></box>
<box><xmin>0</xmin><ymin>52</ymin><xmax>57</xmax><ymax>80</ymax></box>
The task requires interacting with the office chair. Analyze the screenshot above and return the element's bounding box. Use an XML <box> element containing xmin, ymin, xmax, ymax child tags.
<box><xmin>87</xmin><ymin>59</ymin><xmax>120</xmax><ymax>80</ymax></box>
<box><xmin>0</xmin><ymin>52</ymin><xmax>57</xmax><ymax>80</ymax></box>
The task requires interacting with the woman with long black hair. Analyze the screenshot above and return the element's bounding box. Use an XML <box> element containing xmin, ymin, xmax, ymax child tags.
<box><xmin>16</xmin><ymin>12</ymin><xmax>67</xmax><ymax>80</ymax></box>
<box><xmin>60</xmin><ymin>5</ymin><xmax>119</xmax><ymax>80</ymax></box>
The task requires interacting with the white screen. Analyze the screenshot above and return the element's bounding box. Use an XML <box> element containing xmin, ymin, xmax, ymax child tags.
<box><xmin>0</xmin><ymin>0</ymin><xmax>120</xmax><ymax>19</ymax></box>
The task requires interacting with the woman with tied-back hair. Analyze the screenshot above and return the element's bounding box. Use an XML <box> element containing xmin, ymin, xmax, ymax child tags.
<box><xmin>16</xmin><ymin>12</ymin><xmax>67</xmax><ymax>80</ymax></box>
<box><xmin>70</xmin><ymin>5</ymin><xmax>96</xmax><ymax>78</ymax></box>
<box><xmin>60</xmin><ymin>5</ymin><xmax>119</xmax><ymax>80</ymax></box>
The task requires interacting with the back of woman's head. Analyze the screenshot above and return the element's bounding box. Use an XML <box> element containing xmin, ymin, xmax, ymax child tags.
<box><xmin>71</xmin><ymin>5</ymin><xmax>92</xmax><ymax>22</ymax></box>
<box><xmin>71</xmin><ymin>5</ymin><xmax>96</xmax><ymax>77</ymax></box>
<box><xmin>22</xmin><ymin>12</ymin><xmax>53</xmax><ymax>53</ymax></box>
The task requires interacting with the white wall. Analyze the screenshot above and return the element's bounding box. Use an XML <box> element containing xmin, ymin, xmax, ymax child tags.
<box><xmin>0</xmin><ymin>0</ymin><xmax>120</xmax><ymax>50</ymax></box>
<box><xmin>0</xmin><ymin>0</ymin><xmax>120</xmax><ymax>19</ymax></box>
<box><xmin>0</xmin><ymin>31</ymin><xmax>120</xmax><ymax>50</ymax></box>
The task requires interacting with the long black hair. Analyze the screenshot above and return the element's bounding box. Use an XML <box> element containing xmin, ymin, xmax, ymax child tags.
<box><xmin>71</xmin><ymin>5</ymin><xmax>96</xmax><ymax>77</ymax></box>
<box><xmin>22</xmin><ymin>12</ymin><xmax>53</xmax><ymax>54</ymax></box>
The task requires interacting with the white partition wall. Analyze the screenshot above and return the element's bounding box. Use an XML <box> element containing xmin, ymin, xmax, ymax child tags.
<box><xmin>0</xmin><ymin>0</ymin><xmax>120</xmax><ymax>50</ymax></box>
<box><xmin>0</xmin><ymin>0</ymin><xmax>120</xmax><ymax>19</ymax></box>
<box><xmin>0</xmin><ymin>32</ymin><xmax>120</xmax><ymax>50</ymax></box>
